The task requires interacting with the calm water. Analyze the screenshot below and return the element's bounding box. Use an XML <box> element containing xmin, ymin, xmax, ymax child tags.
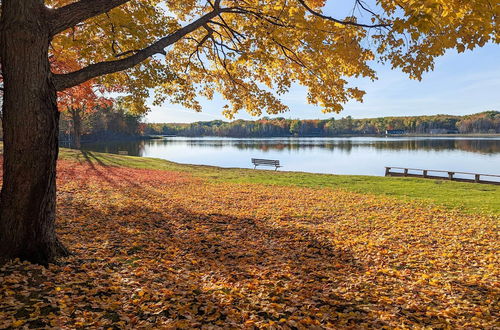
<box><xmin>81</xmin><ymin>137</ymin><xmax>500</xmax><ymax>179</ymax></box>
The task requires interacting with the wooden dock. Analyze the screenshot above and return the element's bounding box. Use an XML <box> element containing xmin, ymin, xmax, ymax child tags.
<box><xmin>385</xmin><ymin>167</ymin><xmax>500</xmax><ymax>185</ymax></box>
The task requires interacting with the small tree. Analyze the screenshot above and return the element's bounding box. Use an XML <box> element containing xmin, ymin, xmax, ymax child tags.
<box><xmin>55</xmin><ymin>56</ymin><xmax>115</xmax><ymax>149</ymax></box>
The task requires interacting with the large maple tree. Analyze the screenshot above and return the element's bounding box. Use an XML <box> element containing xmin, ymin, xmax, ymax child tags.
<box><xmin>0</xmin><ymin>0</ymin><xmax>497</xmax><ymax>264</ymax></box>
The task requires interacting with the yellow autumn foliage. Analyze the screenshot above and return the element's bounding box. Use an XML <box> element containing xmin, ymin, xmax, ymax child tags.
<box><xmin>44</xmin><ymin>0</ymin><xmax>497</xmax><ymax>117</ymax></box>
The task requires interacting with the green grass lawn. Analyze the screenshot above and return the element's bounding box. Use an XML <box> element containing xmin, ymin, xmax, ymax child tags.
<box><xmin>60</xmin><ymin>148</ymin><xmax>500</xmax><ymax>215</ymax></box>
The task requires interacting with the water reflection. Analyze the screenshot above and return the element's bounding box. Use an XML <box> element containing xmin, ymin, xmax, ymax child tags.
<box><xmin>233</xmin><ymin>139</ymin><xmax>499</xmax><ymax>154</ymax></box>
<box><xmin>81</xmin><ymin>141</ymin><xmax>147</xmax><ymax>156</ymax></box>
<box><xmin>80</xmin><ymin>137</ymin><xmax>500</xmax><ymax>176</ymax></box>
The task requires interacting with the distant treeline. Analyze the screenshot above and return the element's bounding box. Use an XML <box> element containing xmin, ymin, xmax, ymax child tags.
<box><xmin>145</xmin><ymin>111</ymin><xmax>500</xmax><ymax>137</ymax></box>
<box><xmin>59</xmin><ymin>105</ymin><xmax>144</xmax><ymax>147</ymax></box>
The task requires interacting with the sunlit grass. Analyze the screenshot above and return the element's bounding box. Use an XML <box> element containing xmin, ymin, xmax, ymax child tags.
<box><xmin>60</xmin><ymin>148</ymin><xmax>500</xmax><ymax>215</ymax></box>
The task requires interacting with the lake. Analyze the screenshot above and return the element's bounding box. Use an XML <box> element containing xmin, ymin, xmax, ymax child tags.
<box><xmin>81</xmin><ymin>136</ymin><xmax>500</xmax><ymax>179</ymax></box>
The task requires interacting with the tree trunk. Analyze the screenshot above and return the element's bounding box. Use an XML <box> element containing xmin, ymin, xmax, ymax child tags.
<box><xmin>0</xmin><ymin>0</ymin><xmax>67</xmax><ymax>265</ymax></box>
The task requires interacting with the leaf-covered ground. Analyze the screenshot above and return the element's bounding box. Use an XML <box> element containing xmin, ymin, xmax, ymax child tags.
<box><xmin>0</xmin><ymin>157</ymin><xmax>498</xmax><ymax>328</ymax></box>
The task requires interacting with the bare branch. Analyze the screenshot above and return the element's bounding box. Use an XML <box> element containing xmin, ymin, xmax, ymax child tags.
<box><xmin>296</xmin><ymin>0</ymin><xmax>390</xmax><ymax>28</ymax></box>
<box><xmin>208</xmin><ymin>20</ymin><xmax>245</xmax><ymax>43</ymax></box>
<box><xmin>355</xmin><ymin>0</ymin><xmax>380</xmax><ymax>18</ymax></box>
<box><xmin>48</xmin><ymin>0</ymin><xmax>131</xmax><ymax>36</ymax></box>
<box><xmin>53</xmin><ymin>8</ymin><xmax>225</xmax><ymax>91</ymax></box>
<box><xmin>185</xmin><ymin>26</ymin><xmax>213</xmax><ymax>73</ymax></box>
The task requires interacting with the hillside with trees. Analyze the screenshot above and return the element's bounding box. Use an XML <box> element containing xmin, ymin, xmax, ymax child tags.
<box><xmin>145</xmin><ymin>111</ymin><xmax>500</xmax><ymax>137</ymax></box>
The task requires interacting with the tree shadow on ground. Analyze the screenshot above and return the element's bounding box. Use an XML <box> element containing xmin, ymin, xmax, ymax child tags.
<box><xmin>2</xmin><ymin>155</ymin><xmax>494</xmax><ymax>328</ymax></box>
<box><xmin>54</xmin><ymin>196</ymin><xmax>384</xmax><ymax>327</ymax></box>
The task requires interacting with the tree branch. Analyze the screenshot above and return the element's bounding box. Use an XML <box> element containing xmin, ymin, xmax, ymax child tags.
<box><xmin>53</xmin><ymin>8</ymin><xmax>225</xmax><ymax>91</ymax></box>
<box><xmin>48</xmin><ymin>0</ymin><xmax>131</xmax><ymax>36</ymax></box>
<box><xmin>50</xmin><ymin>1</ymin><xmax>389</xmax><ymax>91</ymax></box>
<box><xmin>297</xmin><ymin>0</ymin><xmax>390</xmax><ymax>28</ymax></box>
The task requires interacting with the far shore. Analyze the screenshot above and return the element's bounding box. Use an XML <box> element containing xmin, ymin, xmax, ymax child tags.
<box><xmin>143</xmin><ymin>133</ymin><xmax>500</xmax><ymax>139</ymax></box>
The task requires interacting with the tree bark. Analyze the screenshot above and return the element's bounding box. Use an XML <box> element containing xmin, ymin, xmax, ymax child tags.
<box><xmin>0</xmin><ymin>0</ymin><xmax>67</xmax><ymax>265</ymax></box>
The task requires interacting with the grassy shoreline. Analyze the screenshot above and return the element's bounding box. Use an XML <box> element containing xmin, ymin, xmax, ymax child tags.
<box><xmin>60</xmin><ymin>148</ymin><xmax>500</xmax><ymax>215</ymax></box>
<box><xmin>0</xmin><ymin>142</ymin><xmax>497</xmax><ymax>214</ymax></box>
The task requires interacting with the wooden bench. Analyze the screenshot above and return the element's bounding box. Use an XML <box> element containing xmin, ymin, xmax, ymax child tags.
<box><xmin>252</xmin><ymin>158</ymin><xmax>282</xmax><ymax>170</ymax></box>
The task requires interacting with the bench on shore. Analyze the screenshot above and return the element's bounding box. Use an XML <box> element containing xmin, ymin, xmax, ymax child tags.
<box><xmin>252</xmin><ymin>158</ymin><xmax>282</xmax><ymax>170</ymax></box>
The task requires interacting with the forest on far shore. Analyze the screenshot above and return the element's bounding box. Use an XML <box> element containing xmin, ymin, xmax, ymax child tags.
<box><xmin>2</xmin><ymin>110</ymin><xmax>496</xmax><ymax>146</ymax></box>
<box><xmin>145</xmin><ymin>111</ymin><xmax>500</xmax><ymax>138</ymax></box>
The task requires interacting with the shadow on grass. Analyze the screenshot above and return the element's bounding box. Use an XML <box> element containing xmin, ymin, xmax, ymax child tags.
<box><xmin>3</xmin><ymin>151</ymin><xmax>494</xmax><ymax>327</ymax></box>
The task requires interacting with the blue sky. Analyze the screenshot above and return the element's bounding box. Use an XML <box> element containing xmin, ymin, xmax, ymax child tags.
<box><xmin>145</xmin><ymin>2</ymin><xmax>500</xmax><ymax>123</ymax></box>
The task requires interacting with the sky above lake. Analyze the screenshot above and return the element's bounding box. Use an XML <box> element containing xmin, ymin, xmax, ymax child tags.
<box><xmin>145</xmin><ymin>2</ymin><xmax>500</xmax><ymax>124</ymax></box>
